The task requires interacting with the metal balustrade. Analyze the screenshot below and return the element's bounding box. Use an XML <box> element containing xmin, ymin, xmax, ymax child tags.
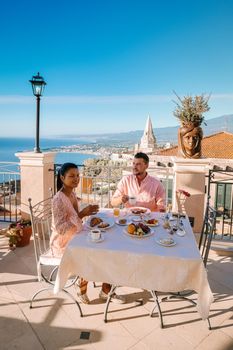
<box><xmin>52</xmin><ymin>163</ymin><xmax>174</xmax><ymax>209</ymax></box>
<box><xmin>0</xmin><ymin>162</ymin><xmax>20</xmax><ymax>222</ymax></box>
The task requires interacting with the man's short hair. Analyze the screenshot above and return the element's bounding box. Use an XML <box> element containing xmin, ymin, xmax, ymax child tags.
<box><xmin>134</xmin><ymin>152</ymin><xmax>149</xmax><ymax>164</ymax></box>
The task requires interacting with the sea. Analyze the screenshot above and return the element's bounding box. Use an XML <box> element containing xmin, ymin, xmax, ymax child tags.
<box><xmin>0</xmin><ymin>137</ymin><xmax>97</xmax><ymax>165</ymax></box>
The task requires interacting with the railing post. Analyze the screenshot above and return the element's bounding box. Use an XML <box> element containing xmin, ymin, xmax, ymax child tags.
<box><xmin>15</xmin><ymin>152</ymin><xmax>56</xmax><ymax>218</ymax></box>
<box><xmin>172</xmin><ymin>157</ymin><xmax>210</xmax><ymax>233</ymax></box>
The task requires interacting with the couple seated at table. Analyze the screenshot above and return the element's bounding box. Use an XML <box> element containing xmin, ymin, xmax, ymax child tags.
<box><xmin>50</xmin><ymin>153</ymin><xmax>165</xmax><ymax>304</ymax></box>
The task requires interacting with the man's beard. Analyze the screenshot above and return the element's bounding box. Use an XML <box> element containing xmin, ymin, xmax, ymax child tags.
<box><xmin>133</xmin><ymin>169</ymin><xmax>142</xmax><ymax>176</ymax></box>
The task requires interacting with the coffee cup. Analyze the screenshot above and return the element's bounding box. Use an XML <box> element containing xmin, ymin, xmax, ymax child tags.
<box><xmin>89</xmin><ymin>229</ymin><xmax>101</xmax><ymax>241</ymax></box>
<box><xmin>129</xmin><ymin>196</ymin><xmax>136</xmax><ymax>205</ymax></box>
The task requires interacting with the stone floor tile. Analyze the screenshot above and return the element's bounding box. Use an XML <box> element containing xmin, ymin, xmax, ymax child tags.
<box><xmin>90</xmin><ymin>321</ymin><xmax>137</xmax><ymax>350</ymax></box>
<box><xmin>108</xmin><ymin>301</ymin><xmax>159</xmax><ymax>341</ymax></box>
<box><xmin>1</xmin><ymin>332</ymin><xmax>44</xmax><ymax>350</ymax></box>
<box><xmin>208</xmin><ymin>263</ymin><xmax>233</xmax><ymax>291</ymax></box>
<box><xmin>220</xmin><ymin>314</ymin><xmax>233</xmax><ymax>340</ymax></box>
<box><xmin>127</xmin><ymin>340</ymin><xmax>150</xmax><ymax>350</ymax></box>
<box><xmin>140</xmin><ymin>326</ymin><xmax>195</xmax><ymax>350</ymax></box>
<box><xmin>195</xmin><ymin>330</ymin><xmax>233</xmax><ymax>350</ymax></box>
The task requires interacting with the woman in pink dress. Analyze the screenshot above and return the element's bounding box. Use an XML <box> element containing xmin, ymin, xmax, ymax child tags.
<box><xmin>50</xmin><ymin>162</ymin><xmax>125</xmax><ymax>305</ymax></box>
<box><xmin>50</xmin><ymin>162</ymin><xmax>99</xmax><ymax>304</ymax></box>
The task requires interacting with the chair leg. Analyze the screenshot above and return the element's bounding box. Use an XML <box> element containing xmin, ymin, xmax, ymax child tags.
<box><xmin>30</xmin><ymin>287</ymin><xmax>52</xmax><ymax>308</ymax></box>
<box><xmin>104</xmin><ymin>285</ymin><xmax>117</xmax><ymax>323</ymax></box>
<box><xmin>150</xmin><ymin>290</ymin><xmax>164</xmax><ymax>328</ymax></box>
<box><xmin>29</xmin><ymin>286</ymin><xmax>83</xmax><ymax>317</ymax></box>
<box><xmin>49</xmin><ymin>266</ymin><xmax>58</xmax><ymax>281</ymax></box>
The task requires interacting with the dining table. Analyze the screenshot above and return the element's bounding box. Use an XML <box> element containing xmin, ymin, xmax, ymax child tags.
<box><xmin>54</xmin><ymin>208</ymin><xmax>214</xmax><ymax>326</ymax></box>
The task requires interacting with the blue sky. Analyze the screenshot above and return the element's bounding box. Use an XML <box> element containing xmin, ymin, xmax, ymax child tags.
<box><xmin>0</xmin><ymin>0</ymin><xmax>233</xmax><ymax>137</ymax></box>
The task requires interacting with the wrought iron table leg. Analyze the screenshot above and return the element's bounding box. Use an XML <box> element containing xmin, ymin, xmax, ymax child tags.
<box><xmin>162</xmin><ymin>293</ymin><xmax>212</xmax><ymax>329</ymax></box>
<box><xmin>207</xmin><ymin>317</ymin><xmax>211</xmax><ymax>330</ymax></box>
<box><xmin>104</xmin><ymin>285</ymin><xmax>117</xmax><ymax>323</ymax></box>
<box><xmin>150</xmin><ymin>290</ymin><xmax>164</xmax><ymax>328</ymax></box>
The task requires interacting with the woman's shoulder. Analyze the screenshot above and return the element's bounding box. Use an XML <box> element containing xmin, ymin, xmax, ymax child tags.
<box><xmin>52</xmin><ymin>191</ymin><xmax>65</xmax><ymax>204</ymax></box>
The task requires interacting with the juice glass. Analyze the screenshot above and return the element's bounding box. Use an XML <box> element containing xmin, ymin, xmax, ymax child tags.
<box><xmin>113</xmin><ymin>208</ymin><xmax>120</xmax><ymax>217</ymax></box>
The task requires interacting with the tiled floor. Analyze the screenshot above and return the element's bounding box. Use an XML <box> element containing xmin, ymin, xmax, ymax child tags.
<box><xmin>0</xmin><ymin>233</ymin><xmax>233</xmax><ymax>350</ymax></box>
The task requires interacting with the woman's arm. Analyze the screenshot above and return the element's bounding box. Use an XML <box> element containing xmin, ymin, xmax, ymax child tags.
<box><xmin>52</xmin><ymin>196</ymin><xmax>77</xmax><ymax>235</ymax></box>
<box><xmin>78</xmin><ymin>204</ymin><xmax>99</xmax><ymax>219</ymax></box>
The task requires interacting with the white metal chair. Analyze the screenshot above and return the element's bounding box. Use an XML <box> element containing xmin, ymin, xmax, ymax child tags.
<box><xmin>199</xmin><ymin>205</ymin><xmax>217</xmax><ymax>267</ymax></box>
<box><xmin>28</xmin><ymin>196</ymin><xmax>83</xmax><ymax>316</ymax></box>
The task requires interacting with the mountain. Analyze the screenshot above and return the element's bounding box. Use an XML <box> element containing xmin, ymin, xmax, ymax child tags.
<box><xmin>58</xmin><ymin>114</ymin><xmax>233</xmax><ymax>146</ymax></box>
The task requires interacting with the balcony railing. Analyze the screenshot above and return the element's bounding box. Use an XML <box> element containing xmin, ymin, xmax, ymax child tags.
<box><xmin>0</xmin><ymin>162</ymin><xmax>20</xmax><ymax>222</ymax></box>
<box><xmin>53</xmin><ymin>163</ymin><xmax>174</xmax><ymax>209</ymax></box>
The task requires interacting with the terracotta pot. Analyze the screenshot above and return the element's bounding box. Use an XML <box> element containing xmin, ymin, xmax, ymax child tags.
<box><xmin>16</xmin><ymin>226</ymin><xmax>32</xmax><ymax>247</ymax></box>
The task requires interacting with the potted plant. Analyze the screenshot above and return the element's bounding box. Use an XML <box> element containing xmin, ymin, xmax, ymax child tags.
<box><xmin>173</xmin><ymin>93</ymin><xmax>210</xmax><ymax>158</ymax></box>
<box><xmin>7</xmin><ymin>219</ymin><xmax>32</xmax><ymax>250</ymax></box>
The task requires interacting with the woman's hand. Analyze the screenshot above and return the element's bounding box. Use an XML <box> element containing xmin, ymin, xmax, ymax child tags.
<box><xmin>79</xmin><ymin>204</ymin><xmax>99</xmax><ymax>219</ymax></box>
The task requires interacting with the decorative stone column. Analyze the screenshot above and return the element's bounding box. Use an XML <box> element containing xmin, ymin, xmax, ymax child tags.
<box><xmin>172</xmin><ymin>157</ymin><xmax>210</xmax><ymax>233</ymax></box>
<box><xmin>15</xmin><ymin>152</ymin><xmax>56</xmax><ymax>217</ymax></box>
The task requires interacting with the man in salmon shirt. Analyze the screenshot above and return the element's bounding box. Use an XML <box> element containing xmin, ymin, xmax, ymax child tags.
<box><xmin>111</xmin><ymin>152</ymin><xmax>165</xmax><ymax>212</ymax></box>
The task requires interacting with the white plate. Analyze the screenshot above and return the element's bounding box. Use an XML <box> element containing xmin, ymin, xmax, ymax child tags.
<box><xmin>156</xmin><ymin>238</ymin><xmax>176</xmax><ymax>247</ymax></box>
<box><xmin>115</xmin><ymin>219</ymin><xmax>129</xmax><ymax>226</ymax></box>
<box><xmin>143</xmin><ymin>220</ymin><xmax>159</xmax><ymax>227</ymax></box>
<box><xmin>86</xmin><ymin>216</ymin><xmax>115</xmax><ymax>230</ymax></box>
<box><xmin>128</xmin><ymin>207</ymin><xmax>151</xmax><ymax>216</ymax></box>
<box><xmin>123</xmin><ymin>228</ymin><xmax>154</xmax><ymax>238</ymax></box>
<box><xmin>130</xmin><ymin>216</ymin><xmax>143</xmax><ymax>222</ymax></box>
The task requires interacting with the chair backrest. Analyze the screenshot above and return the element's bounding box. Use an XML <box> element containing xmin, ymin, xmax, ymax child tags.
<box><xmin>28</xmin><ymin>196</ymin><xmax>53</xmax><ymax>267</ymax></box>
<box><xmin>199</xmin><ymin>205</ymin><xmax>217</xmax><ymax>267</ymax></box>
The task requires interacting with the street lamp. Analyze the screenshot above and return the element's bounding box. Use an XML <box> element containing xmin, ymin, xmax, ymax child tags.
<box><xmin>29</xmin><ymin>72</ymin><xmax>46</xmax><ymax>153</ymax></box>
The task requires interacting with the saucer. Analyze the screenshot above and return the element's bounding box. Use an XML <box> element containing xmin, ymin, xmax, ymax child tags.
<box><xmin>156</xmin><ymin>238</ymin><xmax>176</xmax><ymax>247</ymax></box>
<box><xmin>88</xmin><ymin>236</ymin><xmax>104</xmax><ymax>243</ymax></box>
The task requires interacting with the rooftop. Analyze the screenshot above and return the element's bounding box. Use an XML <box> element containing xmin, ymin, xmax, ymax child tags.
<box><xmin>160</xmin><ymin>131</ymin><xmax>233</xmax><ymax>159</ymax></box>
<box><xmin>0</xmin><ymin>233</ymin><xmax>233</xmax><ymax>350</ymax></box>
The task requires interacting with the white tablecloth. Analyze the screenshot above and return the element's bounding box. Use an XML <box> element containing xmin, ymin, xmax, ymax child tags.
<box><xmin>54</xmin><ymin>210</ymin><xmax>213</xmax><ymax>319</ymax></box>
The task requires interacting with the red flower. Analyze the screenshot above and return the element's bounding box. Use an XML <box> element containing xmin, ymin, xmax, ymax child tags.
<box><xmin>177</xmin><ymin>189</ymin><xmax>191</xmax><ymax>197</ymax></box>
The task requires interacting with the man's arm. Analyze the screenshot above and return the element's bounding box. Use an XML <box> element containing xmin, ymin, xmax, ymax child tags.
<box><xmin>155</xmin><ymin>181</ymin><xmax>166</xmax><ymax>211</ymax></box>
<box><xmin>111</xmin><ymin>178</ymin><xmax>129</xmax><ymax>207</ymax></box>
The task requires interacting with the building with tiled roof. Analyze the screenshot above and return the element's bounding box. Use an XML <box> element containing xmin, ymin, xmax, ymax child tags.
<box><xmin>159</xmin><ymin>131</ymin><xmax>233</xmax><ymax>159</ymax></box>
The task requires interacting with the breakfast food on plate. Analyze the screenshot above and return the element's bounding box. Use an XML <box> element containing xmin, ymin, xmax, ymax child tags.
<box><xmin>127</xmin><ymin>223</ymin><xmax>136</xmax><ymax>234</ymax></box>
<box><xmin>90</xmin><ymin>217</ymin><xmax>103</xmax><ymax>227</ymax></box>
<box><xmin>127</xmin><ymin>222</ymin><xmax>150</xmax><ymax>236</ymax></box>
<box><xmin>98</xmin><ymin>222</ymin><xmax>110</xmax><ymax>229</ymax></box>
<box><xmin>131</xmin><ymin>208</ymin><xmax>147</xmax><ymax>215</ymax></box>
<box><xmin>119</xmin><ymin>218</ymin><xmax>127</xmax><ymax>225</ymax></box>
<box><xmin>144</xmin><ymin>219</ymin><xmax>158</xmax><ymax>225</ymax></box>
<box><xmin>160</xmin><ymin>238</ymin><xmax>174</xmax><ymax>245</ymax></box>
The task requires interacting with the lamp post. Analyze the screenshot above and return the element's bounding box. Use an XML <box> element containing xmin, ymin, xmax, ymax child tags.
<box><xmin>29</xmin><ymin>72</ymin><xmax>46</xmax><ymax>153</ymax></box>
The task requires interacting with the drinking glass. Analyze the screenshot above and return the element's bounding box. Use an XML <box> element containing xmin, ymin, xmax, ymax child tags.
<box><xmin>113</xmin><ymin>208</ymin><xmax>120</xmax><ymax>217</ymax></box>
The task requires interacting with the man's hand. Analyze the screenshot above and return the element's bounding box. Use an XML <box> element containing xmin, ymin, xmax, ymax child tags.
<box><xmin>122</xmin><ymin>195</ymin><xmax>129</xmax><ymax>204</ymax></box>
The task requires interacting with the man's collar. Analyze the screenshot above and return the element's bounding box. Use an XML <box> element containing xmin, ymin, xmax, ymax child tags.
<box><xmin>134</xmin><ymin>172</ymin><xmax>148</xmax><ymax>183</ymax></box>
